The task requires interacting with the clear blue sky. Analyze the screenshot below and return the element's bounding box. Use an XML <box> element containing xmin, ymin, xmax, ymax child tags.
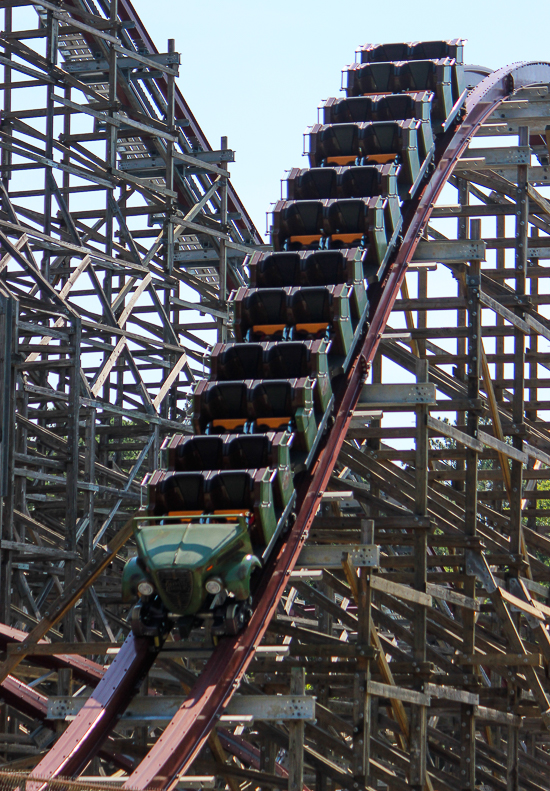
<box><xmin>136</xmin><ymin>0</ymin><xmax>550</xmax><ymax>237</ymax></box>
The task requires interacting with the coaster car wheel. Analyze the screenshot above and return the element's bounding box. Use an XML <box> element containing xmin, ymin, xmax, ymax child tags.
<box><xmin>212</xmin><ymin>599</ymin><xmax>253</xmax><ymax>637</ymax></box>
<box><xmin>131</xmin><ymin>596</ymin><xmax>170</xmax><ymax>638</ymax></box>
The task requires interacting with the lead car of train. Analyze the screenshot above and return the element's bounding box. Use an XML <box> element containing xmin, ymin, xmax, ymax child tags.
<box><xmin>121</xmin><ymin>39</ymin><xmax>467</xmax><ymax>637</ymax></box>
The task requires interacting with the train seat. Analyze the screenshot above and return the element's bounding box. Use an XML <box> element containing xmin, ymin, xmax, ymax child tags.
<box><xmin>209</xmin><ymin>469</ymin><xmax>277</xmax><ymax>549</ymax></box>
<box><xmin>264</xmin><ymin>340</ymin><xmax>332</xmax><ymax>413</ymax></box>
<box><xmin>154</xmin><ymin>472</ymin><xmax>205</xmax><ymax>517</ymax></box>
<box><xmin>162</xmin><ymin>435</ymin><xmax>225</xmax><ymax>472</ymax></box>
<box><xmin>193</xmin><ymin>381</ymin><xmax>249</xmax><ymax>434</ymax></box>
<box><xmin>322</xmin><ymin>96</ymin><xmax>377</xmax><ymax>125</ymax></box>
<box><xmin>345</xmin><ymin>61</ymin><xmax>399</xmax><ymax>95</ymax></box>
<box><xmin>358</xmin><ymin>40</ymin><xmax>464</xmax><ymax>64</ymax></box>
<box><xmin>249</xmin><ymin>251</ymin><xmax>301</xmax><ymax>288</ymax></box>
<box><xmin>307</xmin><ymin>123</ymin><xmax>361</xmax><ymax>167</ymax></box>
<box><xmin>249</xmin><ymin>378</ymin><xmax>317</xmax><ymax>452</ymax></box>
<box><xmin>358</xmin><ymin>42</ymin><xmax>410</xmax><ymax>62</ymax></box>
<box><xmin>288</xmin><ymin>284</ymin><xmax>354</xmax><ymax>355</ymax></box>
<box><xmin>271</xmin><ymin>199</ymin><xmax>326</xmax><ymax>250</ymax></box>
<box><xmin>300</xmin><ymin>250</ymin><xmax>348</xmax><ymax>285</ymax></box>
<box><xmin>225</xmin><ymin>434</ymin><xmax>294</xmax><ymax>510</ymax></box>
<box><xmin>358</xmin><ymin>120</ymin><xmax>422</xmax><ymax>199</ymax></box>
<box><xmin>287</xmin><ymin>167</ymin><xmax>338</xmax><ymax>201</ymax></box>
<box><xmin>232</xmin><ymin>287</ymin><xmax>288</xmax><ymax>341</ymax></box>
<box><xmin>398</xmin><ymin>59</ymin><xmax>457</xmax><ymax>125</ymax></box>
<box><xmin>210</xmin><ymin>342</ymin><xmax>264</xmax><ymax>381</ymax></box>
<box><xmin>325</xmin><ymin>197</ymin><xmax>389</xmax><ymax>270</ymax></box>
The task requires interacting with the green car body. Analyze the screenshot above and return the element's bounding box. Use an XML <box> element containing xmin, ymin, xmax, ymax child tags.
<box><xmin>123</xmin><ymin>513</ymin><xmax>260</xmax><ymax>615</ymax></box>
<box><xmin>122</xmin><ymin>463</ymin><xmax>293</xmax><ymax>619</ymax></box>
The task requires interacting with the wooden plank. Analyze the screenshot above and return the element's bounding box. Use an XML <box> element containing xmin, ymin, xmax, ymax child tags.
<box><xmin>473</xmin><ymin>706</ymin><xmax>522</xmax><ymax>727</ymax></box>
<box><xmin>478</xmin><ymin>291</ymin><xmax>532</xmax><ymax>334</ymax></box>
<box><xmin>523</xmin><ymin>442</ymin><xmax>550</xmax><ymax>467</ymax></box>
<box><xmin>0</xmin><ymin>515</ymin><xmax>135</xmax><ymax>684</ymax></box>
<box><xmin>425</xmin><ymin>583</ymin><xmax>479</xmax><ymax>611</ymax></box>
<box><xmin>91</xmin><ymin>336</ymin><xmax>127</xmax><ymax>396</ymax></box>
<box><xmin>458</xmin><ymin>652</ymin><xmax>543</xmax><ymax>667</ymax></box>
<box><xmin>498</xmin><ymin>586</ymin><xmax>545</xmax><ymax>620</ymax></box>
<box><xmin>153</xmin><ymin>353</ymin><xmax>188</xmax><ymax>409</ymax></box>
<box><xmin>368</xmin><ymin>575</ymin><xmax>432</xmax><ymax>608</ymax></box>
<box><xmin>117</xmin><ymin>273</ymin><xmax>152</xmax><ymax>327</ymax></box>
<box><xmin>525</xmin><ymin>313</ymin><xmax>550</xmax><ymax>344</ymax></box>
<box><xmin>478</xmin><ymin>431</ymin><xmax>528</xmax><ymax>463</ymax></box>
<box><xmin>428</xmin><ymin>417</ymin><xmax>528</xmax><ymax>463</ymax></box>
<box><xmin>427</xmin><ymin>416</ymin><xmax>484</xmax><ymax>453</ymax></box>
<box><xmin>366</xmin><ymin>681</ymin><xmax>430</xmax><ymax>706</ymax></box>
<box><xmin>423</xmin><ymin>684</ymin><xmax>479</xmax><ymax>705</ymax></box>
<box><xmin>6</xmin><ymin>641</ymin><xmax>120</xmax><ymax>656</ymax></box>
<box><xmin>341</xmin><ymin>556</ymin><xmax>410</xmax><ymax>745</ymax></box>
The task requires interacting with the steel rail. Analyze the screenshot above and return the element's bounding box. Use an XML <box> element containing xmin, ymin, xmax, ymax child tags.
<box><xmin>0</xmin><ymin>623</ymin><xmax>281</xmax><ymax>781</ymax></box>
<box><xmin>27</xmin><ymin>633</ymin><xmax>157</xmax><ymax>788</ymax></box>
<box><xmin>121</xmin><ymin>61</ymin><xmax>550</xmax><ymax>791</ymax></box>
<box><xmin>0</xmin><ymin>673</ymin><xmax>134</xmax><ymax>772</ymax></box>
<box><xmin>29</xmin><ymin>61</ymin><xmax>550</xmax><ymax>789</ymax></box>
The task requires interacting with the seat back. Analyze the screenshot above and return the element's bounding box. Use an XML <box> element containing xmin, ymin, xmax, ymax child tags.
<box><xmin>309</xmin><ymin>124</ymin><xmax>361</xmax><ymax>166</ymax></box>
<box><xmin>326</xmin><ymin>199</ymin><xmax>366</xmax><ymax>234</ymax></box>
<box><xmin>374</xmin><ymin>94</ymin><xmax>418</xmax><ymax>121</ymax></box>
<box><xmin>301</xmin><ymin>250</ymin><xmax>347</xmax><ymax>285</ymax></box>
<box><xmin>409</xmin><ymin>40</ymin><xmax>463</xmax><ymax>63</ymax></box>
<box><xmin>264</xmin><ymin>342</ymin><xmax>310</xmax><ymax>379</ymax></box>
<box><xmin>289</xmin><ymin>168</ymin><xmax>338</xmax><ymax>200</ymax></box>
<box><xmin>345</xmin><ymin>62</ymin><xmax>399</xmax><ymax>96</ymax></box>
<box><xmin>156</xmin><ymin>472</ymin><xmax>205</xmax><ymax>516</ymax></box>
<box><xmin>250</xmin><ymin>381</ymin><xmax>293</xmax><ymax>418</ymax></box>
<box><xmin>288</xmin><ymin>287</ymin><xmax>332</xmax><ymax>324</ymax></box>
<box><xmin>250</xmin><ymin>252</ymin><xmax>301</xmax><ymax>288</ymax></box>
<box><xmin>193</xmin><ymin>381</ymin><xmax>248</xmax><ymax>433</ymax></box>
<box><xmin>169</xmin><ymin>437</ymin><xmax>224</xmax><ymax>472</ymax></box>
<box><xmin>360</xmin><ymin>121</ymin><xmax>402</xmax><ymax>155</ymax></box>
<box><xmin>359</xmin><ymin>40</ymin><xmax>464</xmax><ymax>64</ymax></box>
<box><xmin>226</xmin><ymin>435</ymin><xmax>272</xmax><ymax>469</ymax></box>
<box><xmin>208</xmin><ymin>471</ymin><xmax>252</xmax><ymax>512</ymax></box>
<box><xmin>359</xmin><ymin>43</ymin><xmax>409</xmax><ymax>62</ymax></box>
<box><xmin>339</xmin><ymin>165</ymin><xmax>389</xmax><ymax>199</ymax></box>
<box><xmin>279</xmin><ymin>201</ymin><xmax>325</xmax><ymax>236</ymax></box>
<box><xmin>240</xmin><ymin>288</ymin><xmax>288</xmax><ymax>328</ymax></box>
<box><xmin>212</xmin><ymin>343</ymin><xmax>264</xmax><ymax>381</ymax></box>
<box><xmin>399</xmin><ymin>59</ymin><xmax>439</xmax><ymax>91</ymax></box>
<box><xmin>324</xmin><ymin>96</ymin><xmax>376</xmax><ymax>125</ymax></box>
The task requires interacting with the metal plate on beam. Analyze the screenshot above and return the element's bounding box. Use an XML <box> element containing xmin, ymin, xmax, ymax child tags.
<box><xmin>358</xmin><ymin>383</ymin><xmax>437</xmax><ymax>408</ymax></box>
<box><xmin>456</xmin><ymin>146</ymin><xmax>531</xmax><ymax>169</ymax></box>
<box><xmin>227</xmin><ymin>694</ymin><xmax>315</xmax><ymax>722</ymax></box>
<box><xmin>413</xmin><ymin>239</ymin><xmax>486</xmax><ymax>263</ymax></box>
<box><xmin>47</xmin><ymin>694</ymin><xmax>316</xmax><ymax>724</ymax></box>
<box><xmin>297</xmin><ymin>544</ymin><xmax>380</xmax><ymax>569</ymax></box>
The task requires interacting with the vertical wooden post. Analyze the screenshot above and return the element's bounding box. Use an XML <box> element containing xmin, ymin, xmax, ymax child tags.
<box><xmin>460</xmin><ymin>218</ymin><xmax>482</xmax><ymax>790</ymax></box>
<box><xmin>288</xmin><ymin>666</ymin><xmax>305</xmax><ymax>791</ymax></box>
<box><xmin>0</xmin><ymin>294</ymin><xmax>16</xmax><ymax>625</ymax></box>
<box><xmin>218</xmin><ymin>136</ymin><xmax>229</xmax><ymax>344</ymax></box>
<box><xmin>509</xmin><ymin>125</ymin><xmax>529</xmax><ymax>562</ymax></box>
<box><xmin>409</xmin><ymin>357</ymin><xmax>428</xmax><ymax>790</ymax></box>
<box><xmin>353</xmin><ymin>519</ymin><xmax>373</xmax><ymax>785</ymax></box>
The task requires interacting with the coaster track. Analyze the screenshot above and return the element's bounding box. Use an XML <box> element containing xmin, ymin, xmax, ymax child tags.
<box><xmin>2</xmin><ymin>10</ymin><xmax>550</xmax><ymax>786</ymax></box>
<box><xmin>15</xmin><ymin>26</ymin><xmax>550</xmax><ymax>789</ymax></box>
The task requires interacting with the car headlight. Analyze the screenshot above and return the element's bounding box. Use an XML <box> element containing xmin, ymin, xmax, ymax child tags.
<box><xmin>205</xmin><ymin>577</ymin><xmax>224</xmax><ymax>595</ymax></box>
<box><xmin>137</xmin><ymin>580</ymin><xmax>155</xmax><ymax>597</ymax></box>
